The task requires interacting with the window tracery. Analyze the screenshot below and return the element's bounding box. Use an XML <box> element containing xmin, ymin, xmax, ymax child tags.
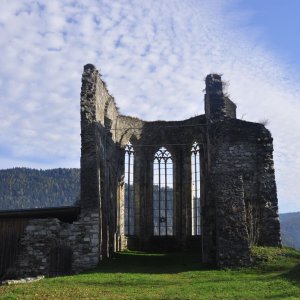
<box><xmin>191</xmin><ymin>142</ymin><xmax>201</xmax><ymax>235</ymax></box>
<box><xmin>153</xmin><ymin>147</ymin><xmax>173</xmax><ymax>236</ymax></box>
<box><xmin>124</xmin><ymin>142</ymin><xmax>134</xmax><ymax>235</ymax></box>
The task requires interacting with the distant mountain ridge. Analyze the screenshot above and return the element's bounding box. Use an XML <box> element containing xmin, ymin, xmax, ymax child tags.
<box><xmin>280</xmin><ymin>212</ymin><xmax>300</xmax><ymax>250</ymax></box>
<box><xmin>0</xmin><ymin>168</ymin><xmax>80</xmax><ymax>210</ymax></box>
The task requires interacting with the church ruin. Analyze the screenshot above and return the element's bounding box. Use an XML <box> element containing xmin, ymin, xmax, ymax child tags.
<box><xmin>0</xmin><ymin>64</ymin><xmax>281</xmax><ymax>278</ymax></box>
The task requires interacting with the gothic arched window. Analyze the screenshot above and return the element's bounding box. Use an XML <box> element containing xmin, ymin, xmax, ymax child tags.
<box><xmin>124</xmin><ymin>142</ymin><xmax>134</xmax><ymax>235</ymax></box>
<box><xmin>191</xmin><ymin>142</ymin><xmax>201</xmax><ymax>235</ymax></box>
<box><xmin>153</xmin><ymin>147</ymin><xmax>173</xmax><ymax>236</ymax></box>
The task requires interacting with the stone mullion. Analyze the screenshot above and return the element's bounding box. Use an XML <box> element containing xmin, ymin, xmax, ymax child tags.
<box><xmin>165</xmin><ymin>159</ymin><xmax>168</xmax><ymax>236</ymax></box>
<box><xmin>127</xmin><ymin>152</ymin><xmax>131</xmax><ymax>235</ymax></box>
<box><xmin>158</xmin><ymin>159</ymin><xmax>161</xmax><ymax>236</ymax></box>
<box><xmin>194</xmin><ymin>151</ymin><xmax>198</xmax><ymax>235</ymax></box>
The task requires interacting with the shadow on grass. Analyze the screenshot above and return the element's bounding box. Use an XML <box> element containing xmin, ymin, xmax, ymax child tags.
<box><xmin>72</xmin><ymin>279</ymin><xmax>182</xmax><ymax>288</ymax></box>
<box><xmin>264</xmin><ymin>291</ymin><xmax>300</xmax><ymax>300</ymax></box>
<box><xmin>84</xmin><ymin>251</ymin><xmax>214</xmax><ymax>275</ymax></box>
<box><xmin>281</xmin><ymin>263</ymin><xmax>300</xmax><ymax>287</ymax></box>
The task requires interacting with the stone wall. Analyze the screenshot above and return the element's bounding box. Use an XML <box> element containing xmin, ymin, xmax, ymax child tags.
<box><xmin>214</xmin><ymin>174</ymin><xmax>250</xmax><ymax>267</ymax></box>
<box><xmin>12</xmin><ymin>209</ymin><xmax>99</xmax><ymax>277</ymax></box>
<box><xmin>114</xmin><ymin>115</ymin><xmax>207</xmax><ymax>249</ymax></box>
<box><xmin>78</xmin><ymin>66</ymin><xmax>280</xmax><ymax>266</ymax></box>
<box><xmin>204</xmin><ymin>74</ymin><xmax>236</xmax><ymax>122</ymax></box>
<box><xmin>80</xmin><ymin>64</ymin><xmax>122</xmax><ymax>259</ymax></box>
<box><xmin>0</xmin><ymin>65</ymin><xmax>281</xmax><ymax>277</ymax></box>
<box><xmin>5</xmin><ymin>64</ymin><xmax>122</xmax><ymax>278</ymax></box>
<box><xmin>204</xmin><ymin>73</ymin><xmax>281</xmax><ymax>266</ymax></box>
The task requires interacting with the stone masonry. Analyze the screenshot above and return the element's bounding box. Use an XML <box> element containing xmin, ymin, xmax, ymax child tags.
<box><xmin>13</xmin><ymin>210</ymin><xmax>99</xmax><ymax>277</ymax></box>
<box><xmin>79</xmin><ymin>65</ymin><xmax>281</xmax><ymax>267</ymax></box>
<box><xmin>0</xmin><ymin>65</ymin><xmax>281</xmax><ymax>278</ymax></box>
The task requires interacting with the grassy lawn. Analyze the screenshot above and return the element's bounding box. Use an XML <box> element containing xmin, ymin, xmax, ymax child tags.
<box><xmin>1</xmin><ymin>247</ymin><xmax>300</xmax><ymax>299</ymax></box>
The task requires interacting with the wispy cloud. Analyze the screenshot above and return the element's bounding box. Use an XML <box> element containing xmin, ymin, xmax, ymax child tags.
<box><xmin>0</xmin><ymin>0</ymin><xmax>299</xmax><ymax>212</ymax></box>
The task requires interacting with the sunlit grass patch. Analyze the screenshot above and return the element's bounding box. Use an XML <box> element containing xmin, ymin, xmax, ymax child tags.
<box><xmin>1</xmin><ymin>248</ymin><xmax>300</xmax><ymax>299</ymax></box>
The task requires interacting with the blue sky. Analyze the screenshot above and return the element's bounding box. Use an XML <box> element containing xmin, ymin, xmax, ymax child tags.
<box><xmin>232</xmin><ymin>0</ymin><xmax>300</xmax><ymax>67</ymax></box>
<box><xmin>0</xmin><ymin>0</ymin><xmax>300</xmax><ymax>213</ymax></box>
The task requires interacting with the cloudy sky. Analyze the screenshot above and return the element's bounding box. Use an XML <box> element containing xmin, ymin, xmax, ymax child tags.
<box><xmin>0</xmin><ymin>0</ymin><xmax>300</xmax><ymax>213</ymax></box>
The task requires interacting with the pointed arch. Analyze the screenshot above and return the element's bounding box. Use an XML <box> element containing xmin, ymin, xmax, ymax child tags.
<box><xmin>124</xmin><ymin>142</ymin><xmax>134</xmax><ymax>235</ymax></box>
<box><xmin>191</xmin><ymin>142</ymin><xmax>201</xmax><ymax>235</ymax></box>
<box><xmin>153</xmin><ymin>147</ymin><xmax>174</xmax><ymax>236</ymax></box>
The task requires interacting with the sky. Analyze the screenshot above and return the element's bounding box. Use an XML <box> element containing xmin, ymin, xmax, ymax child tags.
<box><xmin>0</xmin><ymin>0</ymin><xmax>300</xmax><ymax>213</ymax></box>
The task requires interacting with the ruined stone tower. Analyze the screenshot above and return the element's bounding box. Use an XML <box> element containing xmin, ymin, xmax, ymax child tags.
<box><xmin>0</xmin><ymin>65</ymin><xmax>281</xmax><ymax>278</ymax></box>
<box><xmin>80</xmin><ymin>64</ymin><xmax>281</xmax><ymax>267</ymax></box>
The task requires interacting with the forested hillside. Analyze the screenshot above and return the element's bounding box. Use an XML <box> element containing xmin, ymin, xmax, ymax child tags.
<box><xmin>280</xmin><ymin>212</ymin><xmax>300</xmax><ymax>250</ymax></box>
<box><xmin>0</xmin><ymin>168</ymin><xmax>80</xmax><ymax>210</ymax></box>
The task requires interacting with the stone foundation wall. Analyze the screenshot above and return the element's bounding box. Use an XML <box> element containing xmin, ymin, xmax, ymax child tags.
<box><xmin>13</xmin><ymin>209</ymin><xmax>99</xmax><ymax>277</ymax></box>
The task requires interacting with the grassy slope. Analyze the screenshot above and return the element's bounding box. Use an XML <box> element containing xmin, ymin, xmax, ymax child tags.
<box><xmin>1</xmin><ymin>247</ymin><xmax>300</xmax><ymax>300</ymax></box>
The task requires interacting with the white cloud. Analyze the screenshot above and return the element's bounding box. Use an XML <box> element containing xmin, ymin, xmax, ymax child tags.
<box><xmin>0</xmin><ymin>0</ymin><xmax>299</xmax><ymax>212</ymax></box>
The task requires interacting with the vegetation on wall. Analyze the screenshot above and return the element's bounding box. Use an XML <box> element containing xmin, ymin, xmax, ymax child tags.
<box><xmin>0</xmin><ymin>168</ymin><xmax>80</xmax><ymax>210</ymax></box>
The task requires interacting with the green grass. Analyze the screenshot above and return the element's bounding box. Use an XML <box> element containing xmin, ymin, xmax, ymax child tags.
<box><xmin>1</xmin><ymin>247</ymin><xmax>300</xmax><ymax>299</ymax></box>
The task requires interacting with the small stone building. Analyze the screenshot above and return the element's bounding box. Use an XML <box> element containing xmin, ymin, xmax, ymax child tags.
<box><xmin>0</xmin><ymin>64</ymin><xmax>281</xmax><ymax>278</ymax></box>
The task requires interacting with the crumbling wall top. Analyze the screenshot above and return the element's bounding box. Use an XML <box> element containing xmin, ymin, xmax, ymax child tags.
<box><xmin>205</xmin><ymin>74</ymin><xmax>236</xmax><ymax>122</ymax></box>
<box><xmin>81</xmin><ymin>64</ymin><xmax>119</xmax><ymax>130</ymax></box>
<box><xmin>205</xmin><ymin>74</ymin><xmax>223</xmax><ymax>97</ymax></box>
